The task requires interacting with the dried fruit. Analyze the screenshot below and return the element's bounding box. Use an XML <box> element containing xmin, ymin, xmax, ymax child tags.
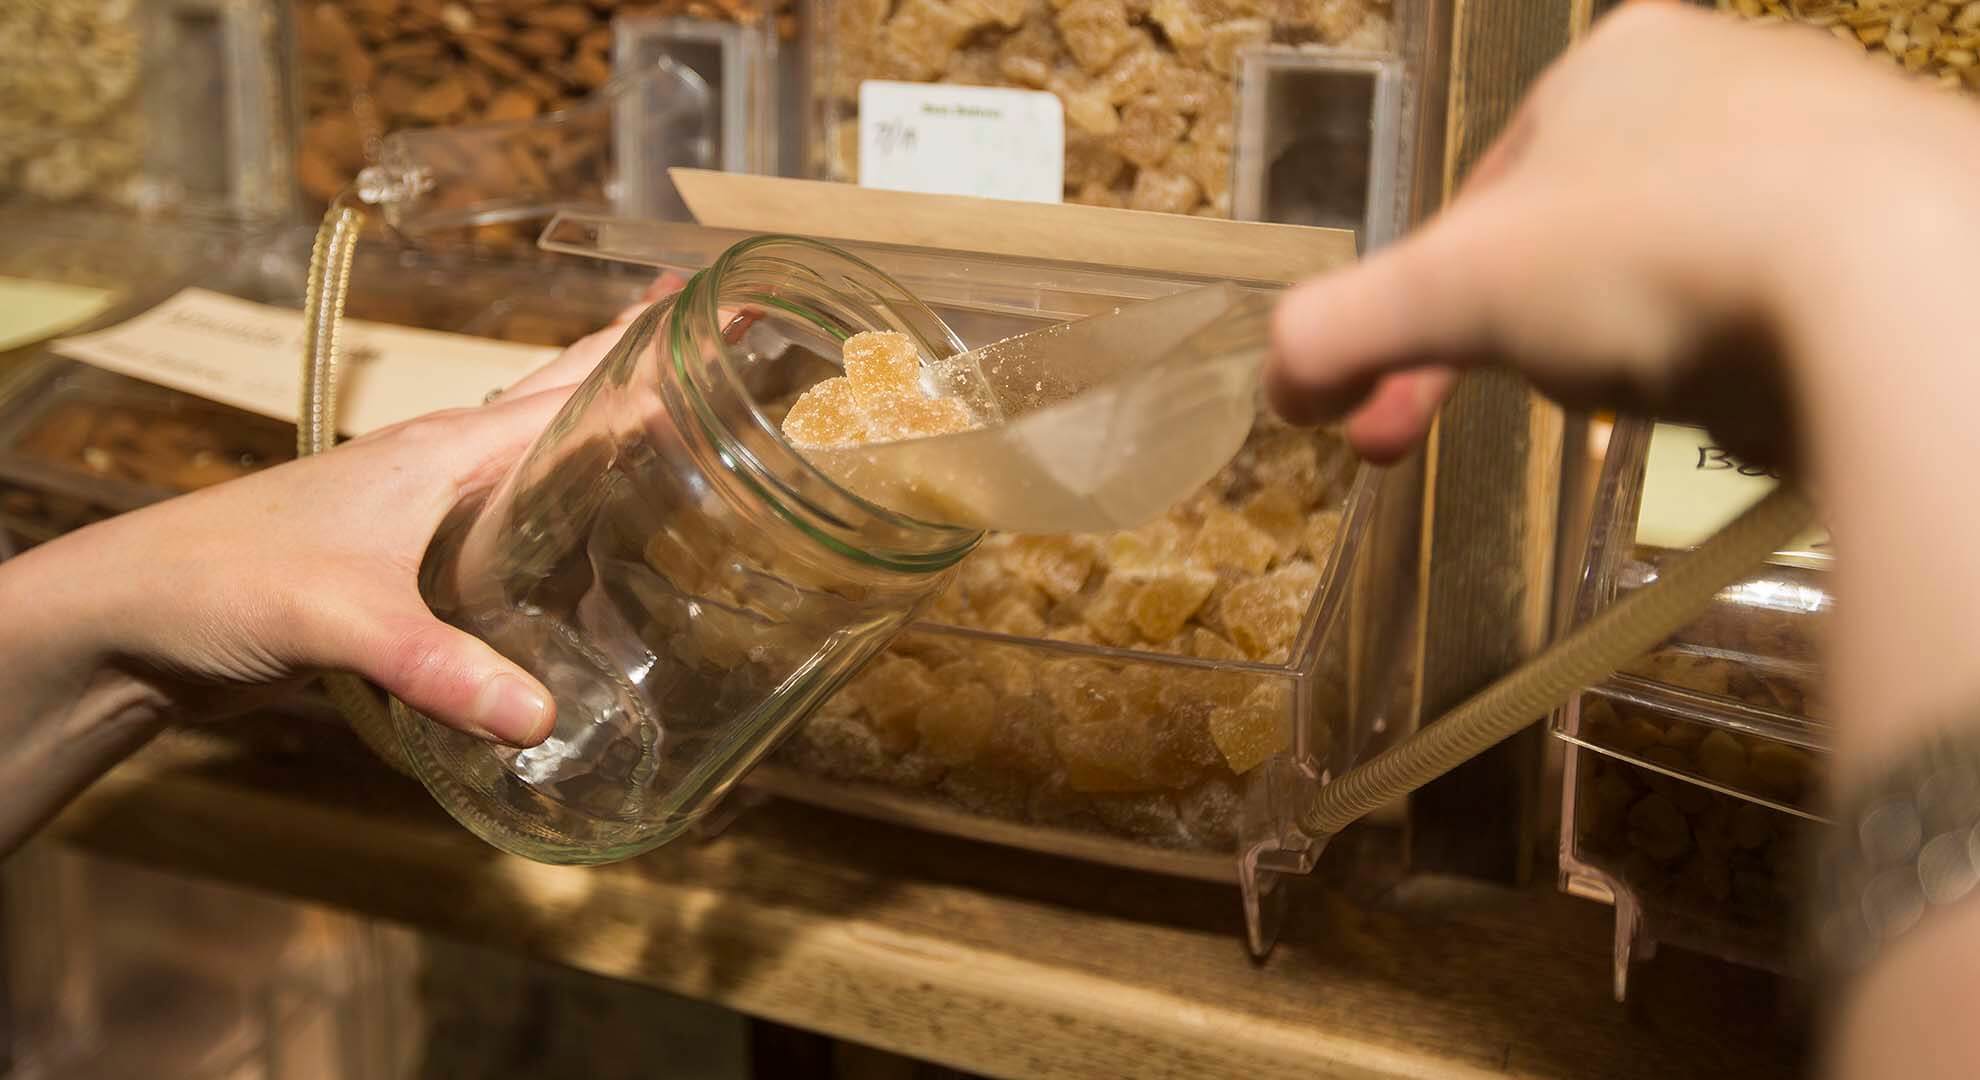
<box><xmin>782</xmin><ymin>331</ymin><xmax>981</xmax><ymax>449</ymax></box>
<box><xmin>1191</xmin><ymin>506</ymin><xmax>1278</xmax><ymax>574</ymax></box>
<box><xmin>1208</xmin><ymin>684</ymin><xmax>1288</xmax><ymax>773</ymax></box>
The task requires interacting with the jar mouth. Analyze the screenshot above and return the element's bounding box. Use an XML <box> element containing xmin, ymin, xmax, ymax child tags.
<box><xmin>667</xmin><ymin>234</ymin><xmax>985</xmax><ymax>573</ymax></box>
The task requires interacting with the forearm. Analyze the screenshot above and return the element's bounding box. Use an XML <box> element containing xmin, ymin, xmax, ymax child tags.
<box><xmin>0</xmin><ymin>538</ymin><xmax>168</xmax><ymax>855</ymax></box>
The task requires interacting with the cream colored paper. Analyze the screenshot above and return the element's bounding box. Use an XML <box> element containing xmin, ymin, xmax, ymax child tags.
<box><xmin>0</xmin><ymin>276</ymin><xmax>116</xmax><ymax>353</ymax></box>
<box><xmin>1637</xmin><ymin>422</ymin><xmax>1829</xmax><ymax>564</ymax></box>
<box><xmin>52</xmin><ymin>288</ymin><xmax>557</xmax><ymax>436</ymax></box>
<box><xmin>669</xmin><ymin>168</ymin><xmax>1356</xmax><ymax>285</ymax></box>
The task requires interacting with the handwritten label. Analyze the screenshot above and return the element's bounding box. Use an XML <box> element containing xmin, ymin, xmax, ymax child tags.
<box><xmin>52</xmin><ymin>288</ymin><xmax>558</xmax><ymax>436</ymax></box>
<box><xmin>858</xmin><ymin>81</ymin><xmax>1064</xmax><ymax>204</ymax></box>
<box><xmin>0</xmin><ymin>276</ymin><xmax>115</xmax><ymax>353</ymax></box>
<box><xmin>1636</xmin><ymin>422</ymin><xmax>1830</xmax><ymax>565</ymax></box>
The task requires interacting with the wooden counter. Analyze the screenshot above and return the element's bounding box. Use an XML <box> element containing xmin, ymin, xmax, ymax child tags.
<box><xmin>46</xmin><ymin>726</ymin><xmax>1806</xmax><ymax>1079</ymax></box>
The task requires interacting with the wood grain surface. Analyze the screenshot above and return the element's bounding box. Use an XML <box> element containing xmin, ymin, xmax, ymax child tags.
<box><xmin>47</xmin><ymin>728</ymin><xmax>1806</xmax><ymax>1080</ymax></box>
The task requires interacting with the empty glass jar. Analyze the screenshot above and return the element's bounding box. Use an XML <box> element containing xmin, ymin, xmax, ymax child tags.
<box><xmin>396</xmin><ymin>237</ymin><xmax>981</xmax><ymax>864</ymax></box>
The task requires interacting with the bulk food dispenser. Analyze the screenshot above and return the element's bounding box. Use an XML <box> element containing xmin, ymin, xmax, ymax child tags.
<box><xmin>296</xmin><ymin>166</ymin><xmax>1819</xmax><ymax>955</ymax></box>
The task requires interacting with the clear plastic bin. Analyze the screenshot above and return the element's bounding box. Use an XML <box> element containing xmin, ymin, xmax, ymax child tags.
<box><xmin>1</xmin><ymin>0</ymin><xmax>293</xmax><ymax>220</ymax></box>
<box><xmin>1555</xmin><ymin>416</ymin><xmax>1831</xmax><ymax>997</ymax></box>
<box><xmin>541</xmin><ymin>214</ymin><xmax>1406</xmax><ymax>951</ymax></box>
<box><xmin>805</xmin><ymin>0</ymin><xmax>1429</xmax><ymax>219</ymax></box>
<box><xmin>291</xmin><ymin>0</ymin><xmax>793</xmax><ymax>225</ymax></box>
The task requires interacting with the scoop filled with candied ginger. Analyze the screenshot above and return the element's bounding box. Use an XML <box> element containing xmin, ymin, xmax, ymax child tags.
<box><xmin>781</xmin><ymin>283</ymin><xmax>1271</xmax><ymax>535</ymax></box>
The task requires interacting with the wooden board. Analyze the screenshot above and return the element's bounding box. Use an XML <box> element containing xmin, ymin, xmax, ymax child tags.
<box><xmin>669</xmin><ymin>170</ymin><xmax>1358</xmax><ymax>286</ymax></box>
<box><xmin>47</xmin><ymin>729</ymin><xmax>1807</xmax><ymax>1080</ymax></box>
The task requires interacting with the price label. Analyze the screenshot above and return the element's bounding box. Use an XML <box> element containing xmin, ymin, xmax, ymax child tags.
<box><xmin>1636</xmin><ymin>422</ymin><xmax>1831</xmax><ymax>565</ymax></box>
<box><xmin>857</xmin><ymin>81</ymin><xmax>1064</xmax><ymax>204</ymax></box>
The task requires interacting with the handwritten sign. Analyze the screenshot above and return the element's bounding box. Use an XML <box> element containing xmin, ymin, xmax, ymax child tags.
<box><xmin>1636</xmin><ymin>422</ymin><xmax>1830</xmax><ymax>565</ymax></box>
<box><xmin>857</xmin><ymin>81</ymin><xmax>1064</xmax><ymax>204</ymax></box>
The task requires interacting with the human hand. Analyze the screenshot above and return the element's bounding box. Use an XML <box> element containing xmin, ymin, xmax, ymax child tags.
<box><xmin>1268</xmin><ymin>2</ymin><xmax>1980</xmax><ymax>471</ymax></box>
<box><xmin>1</xmin><ymin>274</ymin><xmax>684</xmax><ymax>749</ymax></box>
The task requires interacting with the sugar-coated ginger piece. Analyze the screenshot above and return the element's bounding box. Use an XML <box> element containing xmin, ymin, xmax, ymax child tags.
<box><xmin>916</xmin><ymin>681</ymin><xmax>999</xmax><ymax>765</ymax></box>
<box><xmin>1204</xmin><ymin>16</ymin><xmax>1269</xmax><ymax>76</ymax></box>
<box><xmin>1008</xmin><ymin>535</ymin><xmax>1098</xmax><ymax>602</ymax></box>
<box><xmin>842</xmin><ymin>330</ymin><xmax>922</xmax><ymax>394</ymax></box>
<box><xmin>956</xmin><ymin>0</ymin><xmax>1034</xmax><ymax>30</ymax></box>
<box><xmin>1241</xmin><ymin>486</ymin><xmax>1306</xmax><ymax>561</ymax></box>
<box><xmin>1303</xmin><ymin>507</ymin><xmax>1344</xmax><ymax>564</ymax></box>
<box><xmin>1164</xmin><ymin>139</ymin><xmax>1230</xmax><ymax>204</ymax></box>
<box><xmin>1190</xmin><ymin>506</ymin><xmax>1278</xmax><ymax>574</ymax></box>
<box><xmin>1079</xmin><ymin>573</ymin><xmax>1143</xmax><ymax>646</ymax></box>
<box><xmin>1150</xmin><ymin>0</ymin><xmax>1207</xmax><ymax>46</ymax></box>
<box><xmin>1055</xmin><ymin>0</ymin><xmax>1138</xmax><ymax>72</ymax></box>
<box><xmin>985</xmin><ymin>595</ymin><xmax>1048</xmax><ymax>638</ymax></box>
<box><xmin>1060</xmin><ymin>83</ymin><xmax>1121</xmax><ymax>135</ymax></box>
<box><xmin>1071</xmin><ymin>180</ymin><xmax>1128</xmax><ymax>209</ymax></box>
<box><xmin>844</xmin><ymin>655</ymin><xmax>943</xmax><ymax>752</ymax></box>
<box><xmin>1128</xmin><ymin>167</ymin><xmax>1202</xmax><ymax>214</ymax></box>
<box><xmin>864</xmin><ymin>390</ymin><xmax>977</xmax><ymax>441</ymax></box>
<box><xmin>885</xmin><ymin>0</ymin><xmax>982</xmax><ymax>81</ymax></box>
<box><xmin>1104</xmin><ymin>516</ymin><xmax>1187</xmax><ymax>576</ymax></box>
<box><xmin>1065</xmin><ymin>131</ymin><xmax>1128</xmax><ymax>187</ymax></box>
<box><xmin>1114</xmin><ymin>95</ymin><xmax>1189</xmax><ymax>169</ymax></box>
<box><xmin>1208</xmin><ymin>683</ymin><xmax>1290</xmax><ymax>773</ymax></box>
<box><xmin>1128</xmin><ymin>565</ymin><xmax>1219</xmax><ymax>641</ymax></box>
<box><xmin>781</xmin><ymin>377</ymin><xmax>871</xmax><ymax>449</ymax></box>
<box><xmin>996</xmin><ymin>18</ymin><xmax>1063</xmax><ymax>86</ymax></box>
<box><xmin>1219</xmin><ymin>561</ymin><xmax>1322</xmax><ymax>661</ymax></box>
<box><xmin>1097</xmin><ymin>40</ymin><xmax>1165</xmax><ymax>104</ymax></box>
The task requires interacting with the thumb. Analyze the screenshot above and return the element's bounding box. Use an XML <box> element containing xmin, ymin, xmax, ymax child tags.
<box><xmin>330</xmin><ymin>604</ymin><xmax>554</xmax><ymax>747</ymax></box>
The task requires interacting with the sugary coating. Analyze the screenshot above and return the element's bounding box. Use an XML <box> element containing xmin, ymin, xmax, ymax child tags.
<box><xmin>1061</xmin><ymin>84</ymin><xmax>1121</xmax><ymax>135</ymax></box>
<box><xmin>1208</xmin><ymin>683</ymin><xmax>1289</xmax><ymax>773</ymax></box>
<box><xmin>1190</xmin><ymin>506</ymin><xmax>1278</xmax><ymax>575</ymax></box>
<box><xmin>841</xmin><ymin>655</ymin><xmax>942</xmax><ymax>752</ymax></box>
<box><xmin>1096</xmin><ymin>40</ymin><xmax>1166</xmax><ymax>104</ymax></box>
<box><xmin>780</xmin><ymin>377</ymin><xmax>871</xmax><ymax>450</ymax></box>
<box><xmin>995</xmin><ymin>18</ymin><xmax>1063</xmax><ymax>86</ymax></box>
<box><xmin>958</xmin><ymin>0</ymin><xmax>1036</xmax><ymax>30</ymax></box>
<box><xmin>1106</xmin><ymin>517</ymin><xmax>1189</xmax><ymax>576</ymax></box>
<box><xmin>1080</xmin><ymin>573</ymin><xmax>1144</xmax><ymax>646</ymax></box>
<box><xmin>1128</xmin><ymin>167</ymin><xmax>1202</xmax><ymax>213</ymax></box>
<box><xmin>1065</xmin><ymin>132</ymin><xmax>1129</xmax><ymax>187</ymax></box>
<box><xmin>1007</xmin><ymin>535</ymin><xmax>1098</xmax><ymax>602</ymax></box>
<box><xmin>863</xmin><ymin>391</ymin><xmax>978</xmax><ymax>441</ymax></box>
<box><xmin>1163</xmin><ymin>138</ymin><xmax>1230</xmax><ymax>206</ymax></box>
<box><xmin>985</xmin><ymin>595</ymin><xmax>1049</xmax><ymax>638</ymax></box>
<box><xmin>885</xmin><ymin>0</ymin><xmax>984</xmax><ymax>80</ymax></box>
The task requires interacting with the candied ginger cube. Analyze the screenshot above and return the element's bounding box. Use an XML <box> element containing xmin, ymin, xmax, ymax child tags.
<box><xmin>1241</xmin><ymin>486</ymin><xmax>1306</xmax><ymax>561</ymax></box>
<box><xmin>885</xmin><ymin>0</ymin><xmax>982</xmax><ymax>81</ymax></box>
<box><xmin>1250</xmin><ymin>429</ymin><xmax>1328</xmax><ymax>502</ymax></box>
<box><xmin>1204</xmin><ymin>17</ymin><xmax>1270</xmax><ymax>76</ymax></box>
<box><xmin>985</xmin><ymin>595</ymin><xmax>1048</xmax><ymax>638</ymax></box>
<box><xmin>1127</xmin><ymin>565</ymin><xmax>1218</xmax><ymax>641</ymax></box>
<box><xmin>781</xmin><ymin>377</ymin><xmax>870</xmax><ymax>449</ymax></box>
<box><xmin>841</xmin><ymin>330</ymin><xmax>922</xmax><ymax>394</ymax></box>
<box><xmin>1208</xmin><ymin>683</ymin><xmax>1289</xmax><ymax>773</ymax></box>
<box><xmin>1065</xmin><ymin>132</ymin><xmax>1128</xmax><ymax>187</ymax></box>
<box><xmin>1044</xmin><ymin>661</ymin><xmax>1127</xmax><ymax>725</ymax></box>
<box><xmin>845</xmin><ymin>655</ymin><xmax>942</xmax><ymax>751</ymax></box>
<box><xmin>1097</xmin><ymin>41</ymin><xmax>1165</xmax><ymax>104</ymax></box>
<box><xmin>916</xmin><ymin>682</ymin><xmax>998</xmax><ymax>764</ymax></box>
<box><xmin>1055</xmin><ymin>722</ymin><xmax>1154</xmax><ymax>793</ymax></box>
<box><xmin>1113</xmin><ymin>96</ymin><xmax>1189</xmax><ymax>169</ymax></box>
<box><xmin>1220</xmin><ymin>562</ymin><xmax>1322</xmax><ymax>660</ymax></box>
<box><xmin>977</xmin><ymin>647</ymin><xmax>1040</xmax><ymax>699</ymax></box>
<box><xmin>1163</xmin><ymin>139</ymin><xmax>1230</xmax><ymax>204</ymax></box>
<box><xmin>996</xmin><ymin>18</ymin><xmax>1062</xmax><ymax>86</ymax></box>
<box><xmin>1188</xmin><ymin>627</ymin><xmax>1246</xmax><ymax>663</ymax></box>
<box><xmin>956</xmin><ymin>0</ymin><xmax>1033</xmax><ymax>29</ymax></box>
<box><xmin>1105</xmin><ymin>517</ymin><xmax>1188</xmax><ymax>576</ymax></box>
<box><xmin>1128</xmin><ymin>168</ymin><xmax>1202</xmax><ymax>214</ymax></box>
<box><xmin>1303</xmin><ymin>507</ymin><xmax>1344</xmax><ymax>564</ymax></box>
<box><xmin>1009</xmin><ymin>536</ymin><xmax>1097</xmax><ymax>601</ymax></box>
<box><xmin>1190</xmin><ymin>506</ymin><xmax>1278</xmax><ymax>574</ymax></box>
<box><xmin>1079</xmin><ymin>573</ymin><xmax>1143</xmax><ymax>646</ymax></box>
<box><xmin>1061</xmin><ymin>84</ymin><xmax>1121</xmax><ymax>135</ymax></box>
<box><xmin>1150</xmin><ymin>0</ymin><xmax>1207</xmax><ymax>45</ymax></box>
<box><xmin>1056</xmin><ymin>0</ymin><xmax>1137</xmax><ymax>72</ymax></box>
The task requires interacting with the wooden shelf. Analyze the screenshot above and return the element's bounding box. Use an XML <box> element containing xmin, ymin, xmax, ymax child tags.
<box><xmin>47</xmin><ymin>727</ymin><xmax>1806</xmax><ymax>1079</ymax></box>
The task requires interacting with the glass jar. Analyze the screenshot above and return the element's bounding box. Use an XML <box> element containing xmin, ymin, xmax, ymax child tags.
<box><xmin>393</xmin><ymin>236</ymin><xmax>981</xmax><ymax>864</ymax></box>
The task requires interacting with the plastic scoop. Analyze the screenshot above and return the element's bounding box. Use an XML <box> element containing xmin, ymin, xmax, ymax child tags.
<box><xmin>801</xmin><ymin>282</ymin><xmax>1273</xmax><ymax>534</ymax></box>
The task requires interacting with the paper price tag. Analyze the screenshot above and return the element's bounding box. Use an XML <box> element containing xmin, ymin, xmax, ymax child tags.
<box><xmin>857</xmin><ymin>81</ymin><xmax>1064</xmax><ymax>204</ymax></box>
<box><xmin>52</xmin><ymin>288</ymin><xmax>558</xmax><ymax>436</ymax></box>
<box><xmin>1636</xmin><ymin>422</ymin><xmax>1830</xmax><ymax>565</ymax></box>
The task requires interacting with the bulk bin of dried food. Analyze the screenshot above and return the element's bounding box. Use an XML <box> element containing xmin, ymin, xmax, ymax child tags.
<box><xmin>1555</xmin><ymin>417</ymin><xmax>1830</xmax><ymax>999</ymax></box>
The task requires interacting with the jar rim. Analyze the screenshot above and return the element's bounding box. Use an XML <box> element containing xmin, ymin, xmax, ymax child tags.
<box><xmin>669</xmin><ymin>234</ymin><xmax>985</xmax><ymax>573</ymax></box>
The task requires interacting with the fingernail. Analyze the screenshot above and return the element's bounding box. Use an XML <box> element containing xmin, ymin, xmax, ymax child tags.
<box><xmin>472</xmin><ymin>675</ymin><xmax>551</xmax><ymax>746</ymax></box>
